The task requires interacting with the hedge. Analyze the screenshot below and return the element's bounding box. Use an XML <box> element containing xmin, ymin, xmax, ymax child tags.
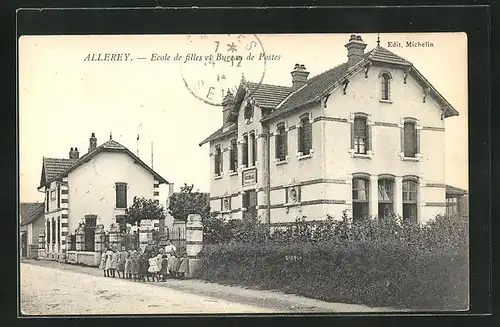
<box><xmin>196</xmin><ymin>213</ymin><xmax>468</xmax><ymax>310</ymax></box>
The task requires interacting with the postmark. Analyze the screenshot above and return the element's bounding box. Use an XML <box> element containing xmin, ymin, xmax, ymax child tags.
<box><xmin>180</xmin><ymin>34</ymin><xmax>268</xmax><ymax>106</ymax></box>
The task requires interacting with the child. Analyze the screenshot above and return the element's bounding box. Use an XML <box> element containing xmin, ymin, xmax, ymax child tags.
<box><xmin>159</xmin><ymin>253</ymin><xmax>169</xmax><ymax>282</ymax></box>
<box><xmin>130</xmin><ymin>251</ymin><xmax>139</xmax><ymax>281</ymax></box>
<box><xmin>172</xmin><ymin>253</ymin><xmax>182</xmax><ymax>278</ymax></box>
<box><xmin>99</xmin><ymin>247</ymin><xmax>107</xmax><ymax>277</ymax></box>
<box><xmin>105</xmin><ymin>247</ymin><xmax>114</xmax><ymax>277</ymax></box>
<box><xmin>138</xmin><ymin>253</ymin><xmax>149</xmax><ymax>282</ymax></box>
<box><xmin>124</xmin><ymin>250</ymin><xmax>132</xmax><ymax>279</ymax></box>
<box><xmin>167</xmin><ymin>252</ymin><xmax>176</xmax><ymax>277</ymax></box>
<box><xmin>110</xmin><ymin>247</ymin><xmax>119</xmax><ymax>278</ymax></box>
<box><xmin>178</xmin><ymin>252</ymin><xmax>189</xmax><ymax>279</ymax></box>
<box><xmin>148</xmin><ymin>253</ymin><xmax>160</xmax><ymax>282</ymax></box>
<box><xmin>117</xmin><ymin>248</ymin><xmax>127</xmax><ymax>278</ymax></box>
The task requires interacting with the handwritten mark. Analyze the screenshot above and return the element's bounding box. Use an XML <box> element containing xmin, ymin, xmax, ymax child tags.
<box><xmin>227</xmin><ymin>42</ymin><xmax>237</xmax><ymax>53</ymax></box>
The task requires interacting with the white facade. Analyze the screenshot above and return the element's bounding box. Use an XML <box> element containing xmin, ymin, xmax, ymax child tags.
<box><xmin>202</xmin><ymin>35</ymin><xmax>456</xmax><ymax>225</ymax></box>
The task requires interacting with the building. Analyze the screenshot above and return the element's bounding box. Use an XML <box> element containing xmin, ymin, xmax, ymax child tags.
<box><xmin>19</xmin><ymin>202</ymin><xmax>45</xmax><ymax>259</ymax></box>
<box><xmin>38</xmin><ymin>133</ymin><xmax>168</xmax><ymax>261</ymax></box>
<box><xmin>445</xmin><ymin>185</ymin><xmax>468</xmax><ymax>221</ymax></box>
<box><xmin>199</xmin><ymin>34</ymin><xmax>460</xmax><ymax>225</ymax></box>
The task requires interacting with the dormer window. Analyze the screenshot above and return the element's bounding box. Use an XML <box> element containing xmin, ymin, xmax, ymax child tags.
<box><xmin>379</xmin><ymin>72</ymin><xmax>392</xmax><ymax>101</ymax></box>
<box><xmin>244</xmin><ymin>102</ymin><xmax>254</xmax><ymax>123</ymax></box>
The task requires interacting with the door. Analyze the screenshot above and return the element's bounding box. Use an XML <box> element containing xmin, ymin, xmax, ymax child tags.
<box><xmin>243</xmin><ymin>190</ymin><xmax>258</xmax><ymax>220</ymax></box>
<box><xmin>84</xmin><ymin>215</ymin><xmax>97</xmax><ymax>251</ymax></box>
<box><xmin>21</xmin><ymin>232</ymin><xmax>27</xmax><ymax>258</ymax></box>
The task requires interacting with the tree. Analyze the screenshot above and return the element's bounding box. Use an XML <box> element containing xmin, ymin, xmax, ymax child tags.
<box><xmin>168</xmin><ymin>183</ymin><xmax>210</xmax><ymax>222</ymax></box>
<box><xmin>125</xmin><ymin>196</ymin><xmax>166</xmax><ymax>226</ymax></box>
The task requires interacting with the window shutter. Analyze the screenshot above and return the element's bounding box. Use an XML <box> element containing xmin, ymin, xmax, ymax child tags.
<box><xmin>298</xmin><ymin>186</ymin><xmax>302</xmax><ymax>202</ymax></box>
<box><xmin>400</xmin><ymin>125</ymin><xmax>404</xmax><ymax>154</ymax></box>
<box><xmin>416</xmin><ymin>128</ymin><xmax>420</xmax><ymax>154</ymax></box>
<box><xmin>275</xmin><ymin>132</ymin><xmax>279</xmax><ymax>159</ymax></box>
<box><xmin>297</xmin><ymin>126</ymin><xmax>302</xmax><ymax>153</ymax></box>
<box><xmin>303</xmin><ymin>118</ymin><xmax>312</xmax><ymax>153</ymax></box>
<box><xmin>285</xmin><ymin>187</ymin><xmax>289</xmax><ymax>203</ymax></box>
<box><xmin>252</xmin><ymin>134</ymin><xmax>257</xmax><ymax>164</ymax></box>
<box><xmin>366</xmin><ymin>123</ymin><xmax>372</xmax><ymax>151</ymax></box>
<box><xmin>283</xmin><ymin>130</ymin><xmax>288</xmax><ymax>157</ymax></box>
<box><xmin>350</xmin><ymin>122</ymin><xmax>354</xmax><ymax>149</ymax></box>
<box><xmin>220</xmin><ymin>149</ymin><xmax>224</xmax><ymax>172</ymax></box>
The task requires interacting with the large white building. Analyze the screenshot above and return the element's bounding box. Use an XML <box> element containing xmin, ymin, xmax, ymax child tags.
<box><xmin>199</xmin><ymin>34</ymin><xmax>460</xmax><ymax>225</ymax></box>
<box><xmin>38</xmin><ymin>133</ymin><xmax>168</xmax><ymax>261</ymax></box>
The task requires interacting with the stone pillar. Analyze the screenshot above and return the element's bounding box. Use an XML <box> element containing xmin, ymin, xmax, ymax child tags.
<box><xmin>369</xmin><ymin>175</ymin><xmax>378</xmax><ymax>218</ymax></box>
<box><xmin>109</xmin><ymin>223</ymin><xmax>120</xmax><ymax>250</ymax></box>
<box><xmin>75</xmin><ymin>225</ymin><xmax>85</xmax><ymax>251</ymax></box>
<box><xmin>186</xmin><ymin>214</ymin><xmax>203</xmax><ymax>278</ymax></box>
<box><xmin>395</xmin><ymin>176</ymin><xmax>403</xmax><ymax>218</ymax></box>
<box><xmin>94</xmin><ymin>225</ymin><xmax>104</xmax><ymax>253</ymax></box>
<box><xmin>139</xmin><ymin>220</ymin><xmax>151</xmax><ymax>253</ymax></box>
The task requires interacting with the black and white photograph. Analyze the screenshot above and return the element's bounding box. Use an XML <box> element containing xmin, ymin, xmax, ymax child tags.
<box><xmin>18</xmin><ymin>32</ymin><xmax>469</xmax><ymax>315</ymax></box>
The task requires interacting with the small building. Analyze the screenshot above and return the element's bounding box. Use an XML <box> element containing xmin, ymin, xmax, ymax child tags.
<box><xmin>38</xmin><ymin>133</ymin><xmax>169</xmax><ymax>261</ymax></box>
<box><xmin>19</xmin><ymin>202</ymin><xmax>45</xmax><ymax>259</ymax></box>
<box><xmin>200</xmin><ymin>34</ymin><xmax>460</xmax><ymax>225</ymax></box>
<box><xmin>445</xmin><ymin>184</ymin><xmax>468</xmax><ymax>220</ymax></box>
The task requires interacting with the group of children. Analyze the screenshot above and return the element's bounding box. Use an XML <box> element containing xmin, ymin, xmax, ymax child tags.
<box><xmin>98</xmin><ymin>245</ymin><xmax>189</xmax><ymax>282</ymax></box>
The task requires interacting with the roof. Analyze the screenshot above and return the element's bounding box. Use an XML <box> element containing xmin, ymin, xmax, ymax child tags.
<box><xmin>199</xmin><ymin>124</ymin><xmax>237</xmax><ymax>146</ymax></box>
<box><xmin>39</xmin><ymin>139</ymin><xmax>168</xmax><ymax>188</ymax></box>
<box><xmin>200</xmin><ymin>43</ymin><xmax>460</xmax><ymax>145</ymax></box>
<box><xmin>445</xmin><ymin>184</ymin><xmax>468</xmax><ymax>196</ymax></box>
<box><xmin>246</xmin><ymin>82</ymin><xmax>292</xmax><ymax>109</ymax></box>
<box><xmin>20</xmin><ymin>202</ymin><xmax>45</xmax><ymax>226</ymax></box>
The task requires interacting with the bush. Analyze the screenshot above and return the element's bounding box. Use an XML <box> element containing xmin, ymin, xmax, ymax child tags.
<box><xmin>196</xmin><ymin>214</ymin><xmax>468</xmax><ymax>310</ymax></box>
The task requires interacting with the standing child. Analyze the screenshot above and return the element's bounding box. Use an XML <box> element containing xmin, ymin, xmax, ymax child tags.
<box><xmin>117</xmin><ymin>248</ymin><xmax>127</xmax><ymax>278</ymax></box>
<box><xmin>139</xmin><ymin>253</ymin><xmax>149</xmax><ymax>282</ymax></box>
<box><xmin>159</xmin><ymin>253</ymin><xmax>169</xmax><ymax>282</ymax></box>
<box><xmin>172</xmin><ymin>253</ymin><xmax>182</xmax><ymax>278</ymax></box>
<box><xmin>124</xmin><ymin>250</ymin><xmax>132</xmax><ymax>279</ymax></box>
<box><xmin>167</xmin><ymin>253</ymin><xmax>176</xmax><ymax>278</ymax></box>
<box><xmin>99</xmin><ymin>247</ymin><xmax>107</xmax><ymax>277</ymax></box>
<box><xmin>110</xmin><ymin>247</ymin><xmax>119</xmax><ymax>278</ymax></box>
<box><xmin>148</xmin><ymin>253</ymin><xmax>160</xmax><ymax>282</ymax></box>
<box><xmin>178</xmin><ymin>252</ymin><xmax>189</xmax><ymax>279</ymax></box>
<box><xmin>105</xmin><ymin>247</ymin><xmax>113</xmax><ymax>277</ymax></box>
<box><xmin>130</xmin><ymin>251</ymin><xmax>139</xmax><ymax>281</ymax></box>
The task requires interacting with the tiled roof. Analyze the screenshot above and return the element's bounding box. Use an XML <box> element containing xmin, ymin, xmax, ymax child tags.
<box><xmin>246</xmin><ymin>82</ymin><xmax>292</xmax><ymax>109</ymax></box>
<box><xmin>40</xmin><ymin>138</ymin><xmax>168</xmax><ymax>187</ymax></box>
<box><xmin>199</xmin><ymin>124</ymin><xmax>237</xmax><ymax>146</ymax></box>
<box><xmin>264</xmin><ymin>63</ymin><xmax>349</xmax><ymax>121</ymax></box>
<box><xmin>367</xmin><ymin>46</ymin><xmax>411</xmax><ymax>66</ymax></box>
<box><xmin>446</xmin><ymin>184</ymin><xmax>468</xmax><ymax>196</ymax></box>
<box><xmin>20</xmin><ymin>202</ymin><xmax>44</xmax><ymax>226</ymax></box>
<box><xmin>42</xmin><ymin>157</ymin><xmax>79</xmax><ymax>184</ymax></box>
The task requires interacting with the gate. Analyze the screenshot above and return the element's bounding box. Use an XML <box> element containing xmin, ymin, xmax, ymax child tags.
<box><xmin>84</xmin><ymin>215</ymin><xmax>97</xmax><ymax>251</ymax></box>
<box><xmin>165</xmin><ymin>226</ymin><xmax>186</xmax><ymax>254</ymax></box>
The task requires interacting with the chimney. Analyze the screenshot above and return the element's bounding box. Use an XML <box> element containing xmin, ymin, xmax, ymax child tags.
<box><xmin>74</xmin><ymin>147</ymin><xmax>80</xmax><ymax>159</ymax></box>
<box><xmin>290</xmin><ymin>63</ymin><xmax>310</xmax><ymax>91</ymax></box>
<box><xmin>69</xmin><ymin>147</ymin><xmax>74</xmax><ymax>159</ymax></box>
<box><xmin>344</xmin><ymin>34</ymin><xmax>367</xmax><ymax>66</ymax></box>
<box><xmin>88</xmin><ymin>133</ymin><xmax>97</xmax><ymax>152</ymax></box>
<box><xmin>222</xmin><ymin>89</ymin><xmax>234</xmax><ymax>127</ymax></box>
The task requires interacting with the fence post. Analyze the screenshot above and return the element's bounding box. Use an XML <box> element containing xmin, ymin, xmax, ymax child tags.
<box><xmin>94</xmin><ymin>225</ymin><xmax>104</xmax><ymax>253</ymax></box>
<box><xmin>75</xmin><ymin>226</ymin><xmax>85</xmax><ymax>251</ymax></box>
<box><xmin>186</xmin><ymin>214</ymin><xmax>203</xmax><ymax>278</ymax></box>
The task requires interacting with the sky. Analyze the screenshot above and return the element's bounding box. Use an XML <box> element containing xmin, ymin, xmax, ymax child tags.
<box><xmin>19</xmin><ymin>33</ymin><xmax>468</xmax><ymax>204</ymax></box>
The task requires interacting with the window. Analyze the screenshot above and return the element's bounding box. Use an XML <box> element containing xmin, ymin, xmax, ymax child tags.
<box><xmin>50</xmin><ymin>190</ymin><xmax>56</xmax><ymax>201</ymax></box>
<box><xmin>446</xmin><ymin>197</ymin><xmax>458</xmax><ymax>216</ymax></box>
<box><xmin>229</xmin><ymin>139</ymin><xmax>238</xmax><ymax>171</ymax></box>
<box><xmin>378</xmin><ymin>179</ymin><xmax>394</xmax><ymax>217</ymax></box>
<box><xmin>242</xmin><ymin>190</ymin><xmax>257</xmax><ymax>220</ymax></box>
<box><xmin>402</xmin><ymin>180</ymin><xmax>418</xmax><ymax>222</ymax></box>
<box><xmin>57</xmin><ymin>184</ymin><xmax>61</xmax><ymax>208</ymax></box>
<box><xmin>214</xmin><ymin>145</ymin><xmax>223</xmax><ymax>176</ymax></box>
<box><xmin>298</xmin><ymin>114</ymin><xmax>312</xmax><ymax>155</ymax></box>
<box><xmin>46</xmin><ymin>220</ymin><xmax>51</xmax><ymax>244</ymax></box>
<box><xmin>244</xmin><ymin>102</ymin><xmax>254</xmax><ymax>122</ymax></box>
<box><xmin>115</xmin><ymin>182</ymin><xmax>128</xmax><ymax>208</ymax></box>
<box><xmin>46</xmin><ymin>191</ymin><xmax>49</xmax><ymax>211</ymax></box>
<box><xmin>51</xmin><ymin>218</ymin><xmax>56</xmax><ymax>245</ymax></box>
<box><xmin>250</xmin><ymin>132</ymin><xmax>257</xmax><ymax>166</ymax></box>
<box><xmin>275</xmin><ymin>123</ymin><xmax>288</xmax><ymax>161</ymax></box>
<box><xmin>380</xmin><ymin>72</ymin><xmax>391</xmax><ymax>100</ymax></box>
<box><xmin>57</xmin><ymin>217</ymin><xmax>60</xmax><ymax>245</ymax></box>
<box><xmin>116</xmin><ymin>215</ymin><xmax>127</xmax><ymax>233</ymax></box>
<box><xmin>403</xmin><ymin>121</ymin><xmax>418</xmax><ymax>157</ymax></box>
<box><xmin>221</xmin><ymin>197</ymin><xmax>231</xmax><ymax>211</ymax></box>
<box><xmin>353</xmin><ymin>117</ymin><xmax>368</xmax><ymax>154</ymax></box>
<box><xmin>352</xmin><ymin>178</ymin><xmax>369</xmax><ymax>220</ymax></box>
<box><xmin>242</xmin><ymin>135</ymin><xmax>249</xmax><ymax>167</ymax></box>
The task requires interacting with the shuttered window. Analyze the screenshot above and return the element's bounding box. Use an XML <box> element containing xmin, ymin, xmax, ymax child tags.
<box><xmin>242</xmin><ymin>135</ymin><xmax>248</xmax><ymax>167</ymax></box>
<box><xmin>298</xmin><ymin>115</ymin><xmax>312</xmax><ymax>155</ymax></box>
<box><xmin>381</xmin><ymin>73</ymin><xmax>391</xmax><ymax>100</ymax></box>
<box><xmin>214</xmin><ymin>146</ymin><xmax>222</xmax><ymax>176</ymax></box>
<box><xmin>378</xmin><ymin>179</ymin><xmax>394</xmax><ymax>217</ymax></box>
<box><xmin>352</xmin><ymin>178</ymin><xmax>369</xmax><ymax>220</ymax></box>
<box><xmin>229</xmin><ymin>139</ymin><xmax>238</xmax><ymax>171</ymax></box>
<box><xmin>250</xmin><ymin>133</ymin><xmax>257</xmax><ymax>166</ymax></box>
<box><xmin>115</xmin><ymin>182</ymin><xmax>128</xmax><ymax>208</ymax></box>
<box><xmin>404</xmin><ymin>122</ymin><xmax>417</xmax><ymax>157</ymax></box>
<box><xmin>353</xmin><ymin>117</ymin><xmax>368</xmax><ymax>154</ymax></box>
<box><xmin>403</xmin><ymin>180</ymin><xmax>418</xmax><ymax>222</ymax></box>
<box><xmin>275</xmin><ymin>123</ymin><xmax>287</xmax><ymax>161</ymax></box>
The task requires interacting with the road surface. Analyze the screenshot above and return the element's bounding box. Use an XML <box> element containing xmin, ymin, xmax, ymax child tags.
<box><xmin>20</xmin><ymin>263</ymin><xmax>276</xmax><ymax>315</ymax></box>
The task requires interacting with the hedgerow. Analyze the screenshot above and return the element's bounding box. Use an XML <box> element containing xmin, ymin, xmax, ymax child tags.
<box><xmin>197</xmin><ymin>212</ymin><xmax>468</xmax><ymax>310</ymax></box>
